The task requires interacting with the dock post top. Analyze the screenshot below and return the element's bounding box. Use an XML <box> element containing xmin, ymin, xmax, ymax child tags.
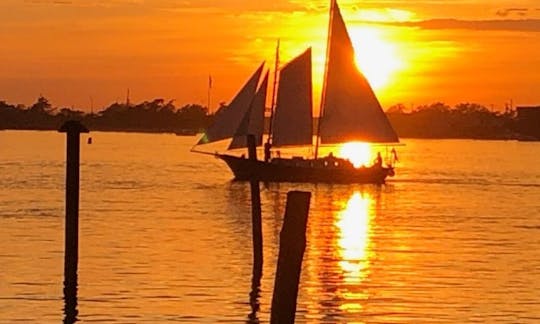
<box><xmin>58</xmin><ymin>120</ymin><xmax>89</xmax><ymax>133</ymax></box>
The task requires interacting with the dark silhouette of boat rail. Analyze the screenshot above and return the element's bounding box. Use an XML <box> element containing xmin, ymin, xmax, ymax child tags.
<box><xmin>218</xmin><ymin>153</ymin><xmax>392</xmax><ymax>184</ymax></box>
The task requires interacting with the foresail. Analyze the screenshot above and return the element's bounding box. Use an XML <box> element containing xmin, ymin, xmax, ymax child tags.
<box><xmin>197</xmin><ymin>63</ymin><xmax>264</xmax><ymax>145</ymax></box>
<box><xmin>319</xmin><ymin>1</ymin><xmax>399</xmax><ymax>144</ymax></box>
<box><xmin>272</xmin><ymin>48</ymin><xmax>313</xmax><ymax>147</ymax></box>
<box><xmin>228</xmin><ymin>71</ymin><xmax>269</xmax><ymax>149</ymax></box>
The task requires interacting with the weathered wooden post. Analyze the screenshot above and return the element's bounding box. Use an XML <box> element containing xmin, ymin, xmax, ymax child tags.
<box><xmin>246</xmin><ymin>134</ymin><xmax>263</xmax><ymax>321</ymax></box>
<box><xmin>59</xmin><ymin>120</ymin><xmax>88</xmax><ymax>324</ymax></box>
<box><xmin>270</xmin><ymin>191</ymin><xmax>311</xmax><ymax>324</ymax></box>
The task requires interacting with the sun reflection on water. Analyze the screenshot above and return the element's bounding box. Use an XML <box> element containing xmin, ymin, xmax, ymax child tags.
<box><xmin>302</xmin><ymin>187</ymin><xmax>381</xmax><ymax>320</ymax></box>
<box><xmin>337</xmin><ymin>192</ymin><xmax>374</xmax><ymax>282</ymax></box>
<box><xmin>335</xmin><ymin>191</ymin><xmax>375</xmax><ymax>312</ymax></box>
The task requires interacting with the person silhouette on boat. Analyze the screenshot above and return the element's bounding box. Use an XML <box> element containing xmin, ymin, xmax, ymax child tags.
<box><xmin>264</xmin><ymin>142</ymin><xmax>271</xmax><ymax>162</ymax></box>
<box><xmin>374</xmin><ymin>152</ymin><xmax>383</xmax><ymax>167</ymax></box>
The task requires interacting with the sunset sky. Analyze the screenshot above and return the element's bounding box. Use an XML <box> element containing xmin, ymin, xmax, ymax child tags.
<box><xmin>1</xmin><ymin>0</ymin><xmax>539</xmax><ymax>113</ymax></box>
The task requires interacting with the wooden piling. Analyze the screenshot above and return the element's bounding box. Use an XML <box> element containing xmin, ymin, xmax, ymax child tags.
<box><xmin>59</xmin><ymin>120</ymin><xmax>88</xmax><ymax>320</ymax></box>
<box><xmin>270</xmin><ymin>191</ymin><xmax>311</xmax><ymax>324</ymax></box>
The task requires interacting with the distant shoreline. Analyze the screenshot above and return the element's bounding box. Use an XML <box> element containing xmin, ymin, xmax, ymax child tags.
<box><xmin>2</xmin><ymin>97</ymin><xmax>539</xmax><ymax>142</ymax></box>
<box><xmin>2</xmin><ymin>127</ymin><xmax>534</xmax><ymax>141</ymax></box>
<box><xmin>0</xmin><ymin>127</ymin><xmax>201</xmax><ymax>136</ymax></box>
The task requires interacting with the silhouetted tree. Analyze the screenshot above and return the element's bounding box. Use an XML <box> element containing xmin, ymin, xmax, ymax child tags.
<box><xmin>0</xmin><ymin>101</ymin><xmax>20</xmax><ymax>129</ymax></box>
<box><xmin>177</xmin><ymin>104</ymin><xmax>210</xmax><ymax>130</ymax></box>
<box><xmin>386</xmin><ymin>103</ymin><xmax>407</xmax><ymax>114</ymax></box>
<box><xmin>29</xmin><ymin>96</ymin><xmax>55</xmax><ymax>115</ymax></box>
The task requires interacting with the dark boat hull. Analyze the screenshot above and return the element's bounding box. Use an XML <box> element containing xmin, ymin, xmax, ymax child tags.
<box><xmin>217</xmin><ymin>154</ymin><xmax>393</xmax><ymax>184</ymax></box>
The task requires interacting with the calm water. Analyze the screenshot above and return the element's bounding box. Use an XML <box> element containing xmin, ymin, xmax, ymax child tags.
<box><xmin>1</xmin><ymin>130</ymin><xmax>540</xmax><ymax>323</ymax></box>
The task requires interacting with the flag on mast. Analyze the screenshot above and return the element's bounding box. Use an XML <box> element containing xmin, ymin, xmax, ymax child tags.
<box><xmin>207</xmin><ymin>74</ymin><xmax>212</xmax><ymax>114</ymax></box>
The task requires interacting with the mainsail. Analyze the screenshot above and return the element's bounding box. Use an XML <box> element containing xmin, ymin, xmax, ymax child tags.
<box><xmin>272</xmin><ymin>48</ymin><xmax>314</xmax><ymax>147</ymax></box>
<box><xmin>319</xmin><ymin>0</ymin><xmax>399</xmax><ymax>144</ymax></box>
<box><xmin>197</xmin><ymin>63</ymin><xmax>264</xmax><ymax>145</ymax></box>
<box><xmin>228</xmin><ymin>71</ymin><xmax>269</xmax><ymax>149</ymax></box>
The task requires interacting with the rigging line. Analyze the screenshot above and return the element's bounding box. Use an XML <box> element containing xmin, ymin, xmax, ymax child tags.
<box><xmin>267</xmin><ymin>39</ymin><xmax>280</xmax><ymax>146</ymax></box>
<box><xmin>190</xmin><ymin>147</ymin><xmax>218</xmax><ymax>156</ymax></box>
<box><xmin>315</xmin><ymin>0</ymin><xmax>335</xmax><ymax>159</ymax></box>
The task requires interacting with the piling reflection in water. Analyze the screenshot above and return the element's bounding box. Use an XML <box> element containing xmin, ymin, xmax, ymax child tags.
<box><xmin>63</xmin><ymin>274</ymin><xmax>78</xmax><ymax>324</ymax></box>
<box><xmin>248</xmin><ymin>281</ymin><xmax>261</xmax><ymax>324</ymax></box>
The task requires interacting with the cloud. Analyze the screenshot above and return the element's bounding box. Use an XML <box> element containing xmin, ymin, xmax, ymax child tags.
<box><xmin>24</xmin><ymin>0</ymin><xmax>72</xmax><ymax>4</ymax></box>
<box><xmin>375</xmin><ymin>18</ymin><xmax>540</xmax><ymax>32</ymax></box>
<box><xmin>496</xmin><ymin>8</ymin><xmax>529</xmax><ymax>17</ymax></box>
<box><xmin>21</xmin><ymin>0</ymin><xmax>152</xmax><ymax>8</ymax></box>
<box><xmin>17</xmin><ymin>0</ymin><xmax>318</xmax><ymax>13</ymax></box>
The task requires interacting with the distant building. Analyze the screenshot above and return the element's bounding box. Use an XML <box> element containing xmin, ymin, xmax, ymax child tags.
<box><xmin>516</xmin><ymin>106</ymin><xmax>540</xmax><ymax>140</ymax></box>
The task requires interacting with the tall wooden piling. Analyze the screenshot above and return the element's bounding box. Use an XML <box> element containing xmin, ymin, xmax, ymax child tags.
<box><xmin>270</xmin><ymin>191</ymin><xmax>311</xmax><ymax>324</ymax></box>
<box><xmin>59</xmin><ymin>120</ymin><xmax>88</xmax><ymax>322</ymax></box>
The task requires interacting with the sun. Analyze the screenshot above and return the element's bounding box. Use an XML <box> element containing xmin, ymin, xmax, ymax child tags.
<box><xmin>338</xmin><ymin>142</ymin><xmax>372</xmax><ymax>168</ymax></box>
<box><xmin>348</xmin><ymin>27</ymin><xmax>402</xmax><ymax>90</ymax></box>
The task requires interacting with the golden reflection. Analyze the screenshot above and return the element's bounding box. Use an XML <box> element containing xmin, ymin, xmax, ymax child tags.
<box><xmin>302</xmin><ymin>187</ymin><xmax>381</xmax><ymax>320</ymax></box>
<box><xmin>336</xmin><ymin>192</ymin><xmax>374</xmax><ymax>284</ymax></box>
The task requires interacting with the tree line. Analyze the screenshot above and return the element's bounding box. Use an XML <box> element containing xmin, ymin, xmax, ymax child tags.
<box><xmin>386</xmin><ymin>102</ymin><xmax>517</xmax><ymax>139</ymax></box>
<box><xmin>0</xmin><ymin>96</ymin><xmax>211</xmax><ymax>133</ymax></box>
<box><xmin>0</xmin><ymin>96</ymin><xmax>520</xmax><ymax>139</ymax></box>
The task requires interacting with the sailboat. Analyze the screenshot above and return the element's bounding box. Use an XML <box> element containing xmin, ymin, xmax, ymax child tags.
<box><xmin>192</xmin><ymin>0</ymin><xmax>399</xmax><ymax>184</ymax></box>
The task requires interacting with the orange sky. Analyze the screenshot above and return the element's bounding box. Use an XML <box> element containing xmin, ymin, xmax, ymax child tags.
<box><xmin>1</xmin><ymin>0</ymin><xmax>539</xmax><ymax>112</ymax></box>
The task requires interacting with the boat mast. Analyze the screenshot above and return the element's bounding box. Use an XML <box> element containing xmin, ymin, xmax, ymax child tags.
<box><xmin>314</xmin><ymin>0</ymin><xmax>335</xmax><ymax>159</ymax></box>
<box><xmin>266</xmin><ymin>39</ymin><xmax>280</xmax><ymax>146</ymax></box>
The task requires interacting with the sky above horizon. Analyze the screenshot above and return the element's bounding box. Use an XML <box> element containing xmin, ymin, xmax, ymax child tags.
<box><xmin>1</xmin><ymin>0</ymin><xmax>540</xmax><ymax>113</ymax></box>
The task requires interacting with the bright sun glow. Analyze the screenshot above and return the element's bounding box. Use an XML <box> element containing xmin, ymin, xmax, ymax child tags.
<box><xmin>349</xmin><ymin>27</ymin><xmax>403</xmax><ymax>90</ymax></box>
<box><xmin>339</xmin><ymin>142</ymin><xmax>372</xmax><ymax>167</ymax></box>
<box><xmin>355</xmin><ymin>8</ymin><xmax>414</xmax><ymax>23</ymax></box>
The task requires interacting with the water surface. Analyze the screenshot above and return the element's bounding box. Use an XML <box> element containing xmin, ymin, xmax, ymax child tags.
<box><xmin>1</xmin><ymin>131</ymin><xmax>539</xmax><ymax>323</ymax></box>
